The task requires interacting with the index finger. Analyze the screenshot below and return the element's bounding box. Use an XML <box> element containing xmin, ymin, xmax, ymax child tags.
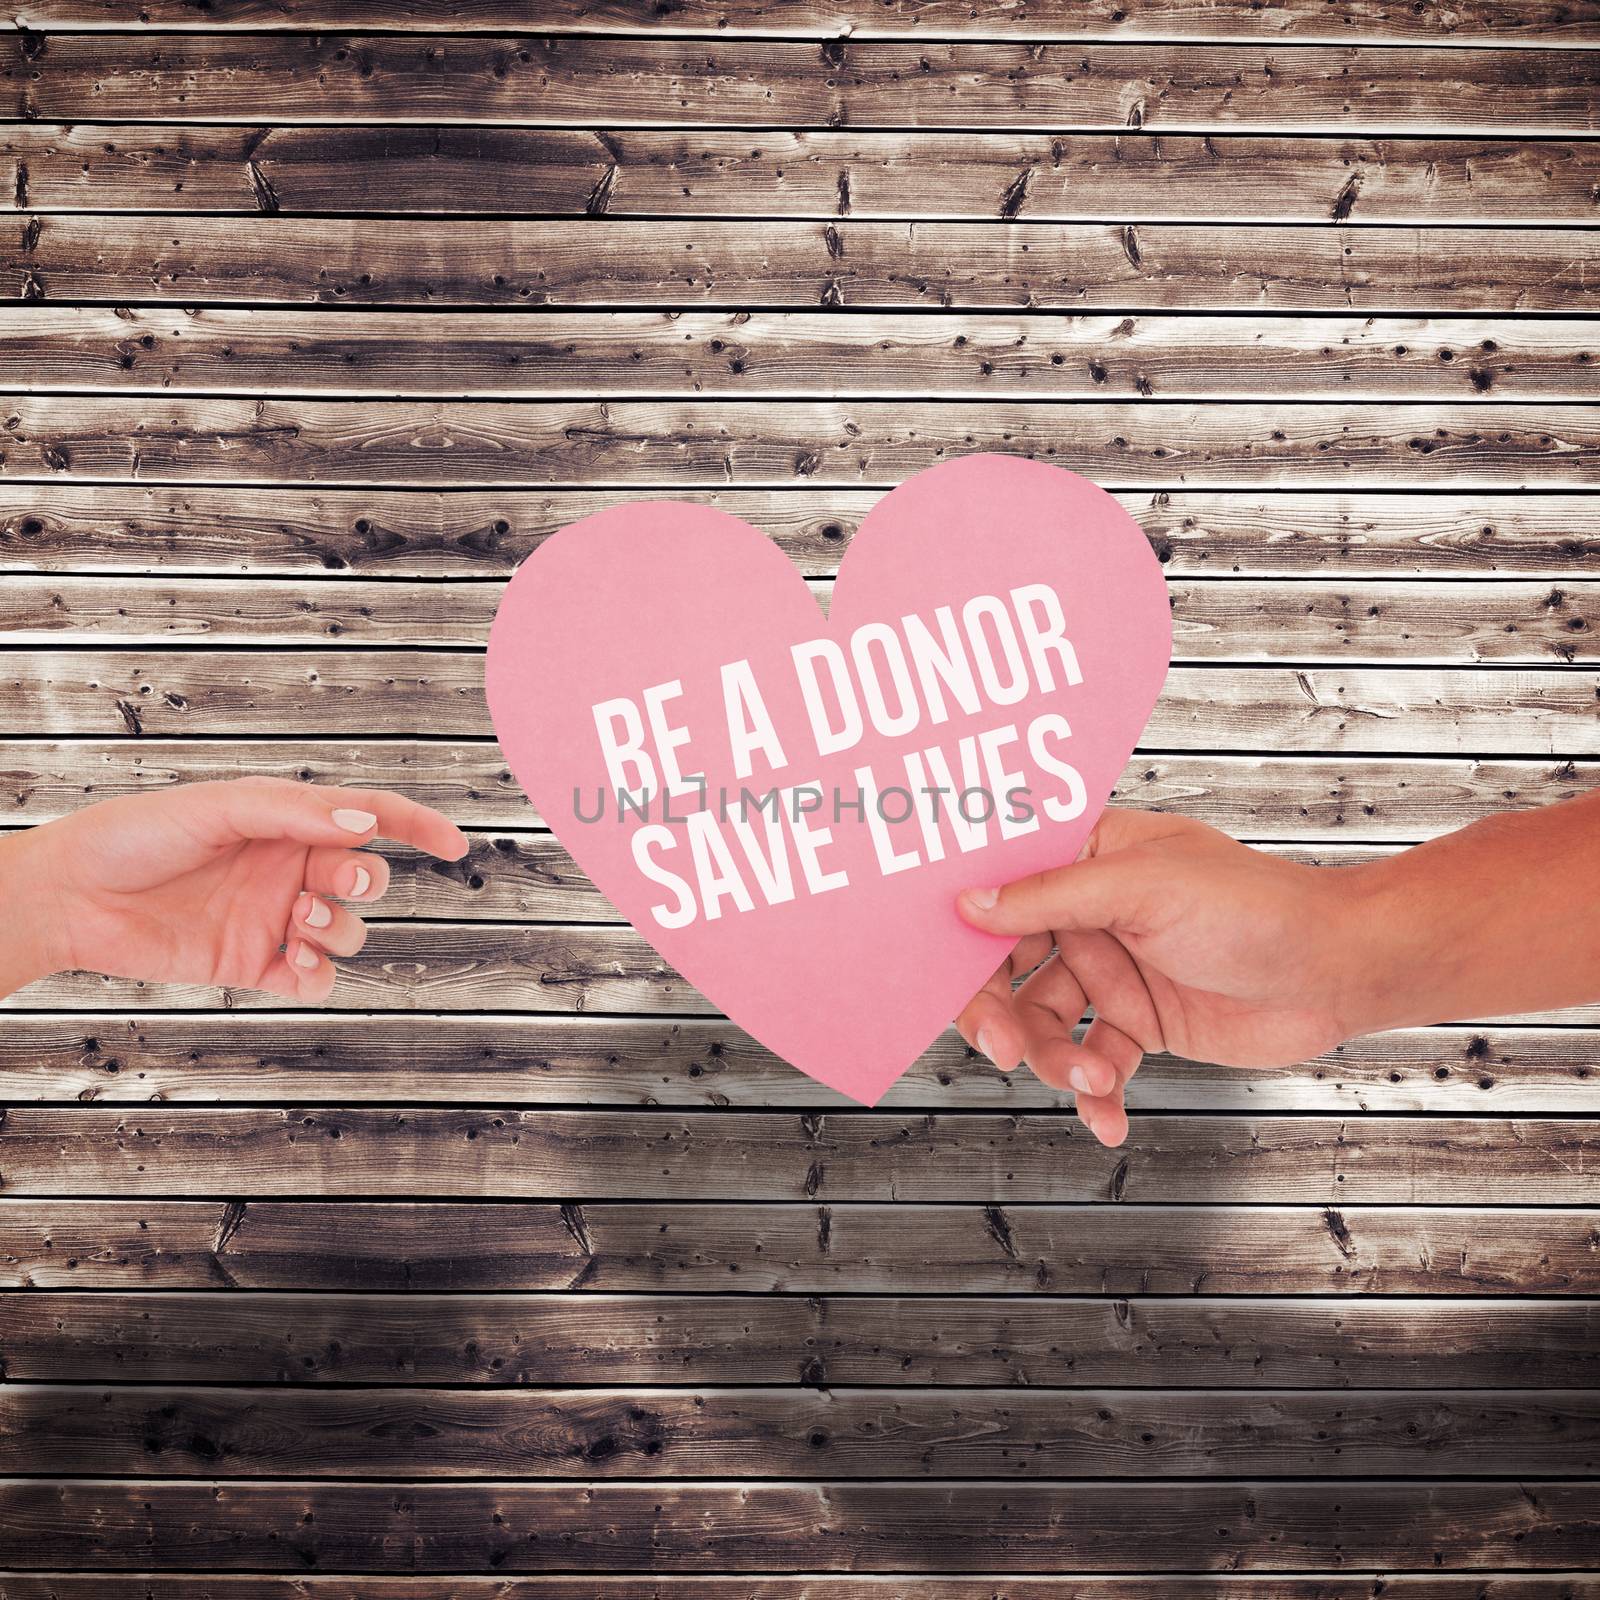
<box><xmin>324</xmin><ymin>788</ymin><xmax>469</xmax><ymax>860</ymax></box>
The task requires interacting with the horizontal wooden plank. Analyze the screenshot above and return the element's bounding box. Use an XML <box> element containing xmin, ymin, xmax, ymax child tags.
<box><xmin>4</xmin><ymin>398</ymin><xmax>1600</xmax><ymax>487</ymax></box>
<box><xmin>1159</xmin><ymin>580</ymin><xmax>1598</xmax><ymax>661</ymax></box>
<box><xmin>1</xmin><ymin>1479</ymin><xmax>1596</xmax><ymax>1571</ymax></box>
<box><xmin>3</xmin><ymin>652</ymin><xmax>1592</xmax><ymax>751</ymax></box>
<box><xmin>5</xmin><ymin>1110</ymin><xmax>1597</xmax><ymax>1203</ymax></box>
<box><xmin>329</xmin><ymin>0</ymin><xmax>1600</xmax><ymax>41</ymax></box>
<box><xmin>4</xmin><ymin>575</ymin><xmax>1593</xmax><ymax>662</ymax></box>
<box><xmin>7</xmin><ymin>310</ymin><xmax>1596</xmax><ymax>402</ymax></box>
<box><xmin>10</xmin><ymin>218</ymin><xmax>1597</xmax><ymax>311</ymax></box>
<box><xmin>5</xmin><ymin>36</ymin><xmax>1599</xmax><ymax>125</ymax></box>
<box><xmin>11</xmin><ymin>0</ymin><xmax>1600</xmax><ymax>45</ymax></box>
<box><xmin>2</xmin><ymin>1017</ymin><xmax>1595</xmax><ymax>1114</ymax></box>
<box><xmin>17</xmin><ymin>921</ymin><xmax>1596</xmax><ymax>1024</ymax></box>
<box><xmin>0</xmin><ymin>1582</ymin><xmax>1591</xmax><ymax>1600</ymax></box>
<box><xmin>3</xmin><ymin>487</ymin><xmax>1595</xmax><ymax>578</ymax></box>
<box><xmin>11</xmin><ymin>128</ymin><xmax>1600</xmax><ymax>224</ymax></box>
<box><xmin>10</xmin><ymin>744</ymin><xmax>1594</xmax><ymax>845</ymax></box>
<box><xmin>3</xmin><ymin>1200</ymin><xmax>1596</xmax><ymax>1292</ymax></box>
<box><xmin>3</xmin><ymin>744</ymin><xmax>1590</xmax><ymax>834</ymax></box>
<box><xmin>6</xmin><ymin>1384</ymin><xmax>1596</xmax><ymax>1478</ymax></box>
<box><xmin>7</xmin><ymin>1291</ymin><xmax>1596</xmax><ymax>1387</ymax></box>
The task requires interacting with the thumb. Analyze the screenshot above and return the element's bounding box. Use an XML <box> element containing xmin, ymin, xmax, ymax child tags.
<box><xmin>957</xmin><ymin>850</ymin><xmax>1157</xmax><ymax>938</ymax></box>
<box><xmin>188</xmin><ymin>777</ymin><xmax>382</xmax><ymax>849</ymax></box>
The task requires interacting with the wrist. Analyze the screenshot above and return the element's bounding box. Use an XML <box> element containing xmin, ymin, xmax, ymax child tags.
<box><xmin>1317</xmin><ymin>844</ymin><xmax>1482</xmax><ymax>1041</ymax></box>
<box><xmin>1311</xmin><ymin>855</ymin><xmax>1416</xmax><ymax>1043</ymax></box>
<box><xmin>0</xmin><ymin>826</ymin><xmax>69</xmax><ymax>996</ymax></box>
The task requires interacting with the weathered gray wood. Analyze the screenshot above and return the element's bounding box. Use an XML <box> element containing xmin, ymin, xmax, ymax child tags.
<box><xmin>1158</xmin><ymin>580</ymin><xmax>1598</xmax><ymax>662</ymax></box>
<box><xmin>0</xmin><ymin>1581</ymin><xmax>1589</xmax><ymax>1600</ymax></box>
<box><xmin>6</xmin><ymin>1384</ymin><xmax>1597</xmax><ymax>1478</ymax></box>
<box><xmin>17</xmin><ymin>922</ymin><xmax>1595</xmax><ymax>1023</ymax></box>
<box><xmin>3</xmin><ymin>486</ymin><xmax>1594</xmax><ymax>577</ymax></box>
<box><xmin>5</xmin><ymin>36</ymin><xmax>1599</xmax><ymax>126</ymax></box>
<box><xmin>6</xmin><ymin>1291</ymin><xmax>1596</xmax><ymax>1387</ymax></box>
<box><xmin>7</xmin><ymin>310</ymin><xmax>1595</xmax><ymax>402</ymax></box>
<box><xmin>3</xmin><ymin>651</ymin><xmax>1592</xmax><ymax>751</ymax></box>
<box><xmin>10</xmin><ymin>217</ymin><xmax>1597</xmax><ymax>311</ymax></box>
<box><xmin>3</xmin><ymin>743</ymin><xmax>1589</xmax><ymax>835</ymax></box>
<box><xmin>12</xmin><ymin>128</ymin><xmax>1600</xmax><ymax>223</ymax></box>
<box><xmin>4</xmin><ymin>1110</ymin><xmax>1597</xmax><ymax>1204</ymax></box>
<box><xmin>5</xmin><ymin>2</ymin><xmax>1596</xmax><ymax>1592</ymax></box>
<box><xmin>2</xmin><ymin>1200</ymin><xmax>1596</xmax><ymax>1292</ymax></box>
<box><xmin>1</xmin><ymin>1479</ymin><xmax>1596</xmax><ymax>1570</ymax></box>
<box><xmin>1</xmin><ymin>1016</ymin><xmax>1593</xmax><ymax>1114</ymax></box>
<box><xmin>3</xmin><ymin>397</ymin><xmax>1599</xmax><ymax>486</ymax></box>
<box><xmin>4</xmin><ymin>575</ymin><xmax>1593</xmax><ymax>663</ymax></box>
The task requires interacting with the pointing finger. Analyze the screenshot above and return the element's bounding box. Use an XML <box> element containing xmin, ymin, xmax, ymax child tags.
<box><xmin>317</xmin><ymin>788</ymin><xmax>470</xmax><ymax>860</ymax></box>
<box><xmin>197</xmin><ymin>778</ymin><xmax>468</xmax><ymax>860</ymax></box>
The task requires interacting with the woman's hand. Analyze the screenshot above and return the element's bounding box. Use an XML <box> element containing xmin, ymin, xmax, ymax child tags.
<box><xmin>0</xmin><ymin>777</ymin><xmax>468</xmax><ymax>1002</ymax></box>
<box><xmin>953</xmin><ymin>810</ymin><xmax>1369</xmax><ymax>1148</ymax></box>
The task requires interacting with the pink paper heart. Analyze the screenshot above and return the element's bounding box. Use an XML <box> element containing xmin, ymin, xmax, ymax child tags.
<box><xmin>486</xmin><ymin>454</ymin><xmax>1171</xmax><ymax>1104</ymax></box>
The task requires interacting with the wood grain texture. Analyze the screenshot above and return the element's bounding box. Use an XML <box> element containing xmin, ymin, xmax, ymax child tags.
<box><xmin>7</xmin><ymin>1291</ymin><xmax>1598</xmax><ymax>1386</ymax></box>
<box><xmin>4</xmin><ymin>744</ymin><xmax>1590</xmax><ymax>834</ymax></box>
<box><xmin>6</xmin><ymin>1384</ymin><xmax>1597</xmax><ymax>1478</ymax></box>
<box><xmin>1</xmin><ymin>1017</ymin><xmax>1594</xmax><ymax>1114</ymax></box>
<box><xmin>0</xmin><ymin>1582</ymin><xmax>1593</xmax><ymax>1600</ymax></box>
<box><xmin>10</xmin><ymin>217</ymin><xmax>1598</xmax><ymax>311</ymax></box>
<box><xmin>4</xmin><ymin>575</ymin><xmax>1594</xmax><ymax>662</ymax></box>
<box><xmin>0</xmin><ymin>1582</ymin><xmax>1595</xmax><ymax>1600</ymax></box>
<box><xmin>1</xmin><ymin>1479</ymin><xmax>1597</xmax><ymax>1571</ymax></box>
<box><xmin>4</xmin><ymin>397</ymin><xmax>1599</xmax><ymax>488</ymax></box>
<box><xmin>7</xmin><ymin>311</ymin><xmax>1597</xmax><ymax>402</ymax></box>
<box><xmin>5</xmin><ymin>1109</ymin><xmax>1598</xmax><ymax>1203</ymax></box>
<box><xmin>6</xmin><ymin>0</ymin><xmax>1598</xmax><ymax>1582</ymax></box>
<box><xmin>3</xmin><ymin>486</ymin><xmax>1595</xmax><ymax>576</ymax></box>
<box><xmin>12</xmin><ymin>128</ymin><xmax>1600</xmax><ymax>223</ymax></box>
<box><xmin>18</xmin><ymin>922</ymin><xmax>1596</xmax><ymax>1023</ymax></box>
<box><xmin>4</xmin><ymin>651</ymin><xmax>1593</xmax><ymax>751</ymax></box>
<box><xmin>5</xmin><ymin>36</ymin><xmax>1599</xmax><ymax>125</ymax></box>
<box><xmin>18</xmin><ymin>0</ymin><xmax>1600</xmax><ymax>38</ymax></box>
<box><xmin>3</xmin><ymin>1200</ymin><xmax>1597</xmax><ymax>1293</ymax></box>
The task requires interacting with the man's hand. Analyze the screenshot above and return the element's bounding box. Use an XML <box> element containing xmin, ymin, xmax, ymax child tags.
<box><xmin>0</xmin><ymin>777</ymin><xmax>469</xmax><ymax>1002</ymax></box>
<box><xmin>953</xmin><ymin>811</ymin><xmax>1367</xmax><ymax>1148</ymax></box>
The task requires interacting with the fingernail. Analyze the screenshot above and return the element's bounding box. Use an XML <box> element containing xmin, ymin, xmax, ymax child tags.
<box><xmin>1068</xmin><ymin>1067</ymin><xmax>1093</xmax><ymax>1095</ymax></box>
<box><xmin>300</xmin><ymin>895</ymin><xmax>332</xmax><ymax>929</ymax></box>
<box><xmin>975</xmin><ymin>1026</ymin><xmax>998</xmax><ymax>1066</ymax></box>
<box><xmin>294</xmin><ymin>942</ymin><xmax>320</xmax><ymax>970</ymax></box>
<box><xmin>965</xmin><ymin>886</ymin><xmax>998</xmax><ymax>910</ymax></box>
<box><xmin>349</xmin><ymin>865</ymin><xmax>371</xmax><ymax>899</ymax></box>
<box><xmin>333</xmin><ymin>808</ymin><xmax>377</xmax><ymax>834</ymax></box>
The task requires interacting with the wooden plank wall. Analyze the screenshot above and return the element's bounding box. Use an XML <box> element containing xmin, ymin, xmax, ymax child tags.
<box><xmin>0</xmin><ymin>0</ymin><xmax>1597</xmax><ymax>1592</ymax></box>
